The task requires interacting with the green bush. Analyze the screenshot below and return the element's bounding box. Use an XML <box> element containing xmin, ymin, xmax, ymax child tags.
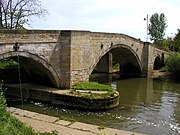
<box><xmin>165</xmin><ymin>54</ymin><xmax>180</xmax><ymax>76</ymax></box>
<box><xmin>0</xmin><ymin>85</ymin><xmax>7</xmax><ymax>116</ymax></box>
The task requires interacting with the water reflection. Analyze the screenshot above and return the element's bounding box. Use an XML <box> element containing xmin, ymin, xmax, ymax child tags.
<box><xmin>8</xmin><ymin>74</ymin><xmax>180</xmax><ymax>135</ymax></box>
<box><xmin>91</xmin><ymin>74</ymin><xmax>180</xmax><ymax>134</ymax></box>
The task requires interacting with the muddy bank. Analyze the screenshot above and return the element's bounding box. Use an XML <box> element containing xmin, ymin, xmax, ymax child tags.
<box><xmin>151</xmin><ymin>70</ymin><xmax>171</xmax><ymax>78</ymax></box>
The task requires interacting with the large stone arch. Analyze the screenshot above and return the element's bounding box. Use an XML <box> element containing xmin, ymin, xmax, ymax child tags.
<box><xmin>90</xmin><ymin>44</ymin><xmax>143</xmax><ymax>75</ymax></box>
<box><xmin>0</xmin><ymin>51</ymin><xmax>60</xmax><ymax>88</ymax></box>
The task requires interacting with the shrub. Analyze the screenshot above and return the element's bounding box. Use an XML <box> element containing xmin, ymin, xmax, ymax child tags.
<box><xmin>165</xmin><ymin>54</ymin><xmax>180</xmax><ymax>76</ymax></box>
<box><xmin>0</xmin><ymin>84</ymin><xmax>6</xmax><ymax>113</ymax></box>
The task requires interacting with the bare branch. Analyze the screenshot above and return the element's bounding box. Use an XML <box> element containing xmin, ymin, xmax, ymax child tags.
<box><xmin>0</xmin><ymin>0</ymin><xmax>47</xmax><ymax>29</ymax></box>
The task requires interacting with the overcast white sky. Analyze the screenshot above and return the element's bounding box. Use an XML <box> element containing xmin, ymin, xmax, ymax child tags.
<box><xmin>28</xmin><ymin>0</ymin><xmax>180</xmax><ymax>41</ymax></box>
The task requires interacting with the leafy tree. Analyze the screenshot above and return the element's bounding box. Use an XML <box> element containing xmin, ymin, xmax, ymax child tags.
<box><xmin>0</xmin><ymin>0</ymin><xmax>47</xmax><ymax>29</ymax></box>
<box><xmin>155</xmin><ymin>37</ymin><xmax>171</xmax><ymax>51</ymax></box>
<box><xmin>172</xmin><ymin>29</ymin><xmax>180</xmax><ymax>52</ymax></box>
<box><xmin>148</xmin><ymin>13</ymin><xmax>167</xmax><ymax>43</ymax></box>
<box><xmin>165</xmin><ymin>54</ymin><xmax>180</xmax><ymax>76</ymax></box>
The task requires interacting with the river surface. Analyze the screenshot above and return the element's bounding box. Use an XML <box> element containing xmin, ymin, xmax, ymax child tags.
<box><xmin>7</xmin><ymin>74</ymin><xmax>180</xmax><ymax>135</ymax></box>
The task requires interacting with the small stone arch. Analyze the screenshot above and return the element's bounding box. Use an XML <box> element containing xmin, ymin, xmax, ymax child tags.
<box><xmin>153</xmin><ymin>53</ymin><xmax>164</xmax><ymax>70</ymax></box>
<box><xmin>0</xmin><ymin>51</ymin><xmax>60</xmax><ymax>88</ymax></box>
<box><xmin>90</xmin><ymin>44</ymin><xmax>143</xmax><ymax>75</ymax></box>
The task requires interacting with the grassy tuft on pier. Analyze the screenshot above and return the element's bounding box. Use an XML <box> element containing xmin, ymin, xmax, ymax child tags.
<box><xmin>72</xmin><ymin>82</ymin><xmax>114</xmax><ymax>92</ymax></box>
<box><xmin>70</xmin><ymin>82</ymin><xmax>117</xmax><ymax>99</ymax></box>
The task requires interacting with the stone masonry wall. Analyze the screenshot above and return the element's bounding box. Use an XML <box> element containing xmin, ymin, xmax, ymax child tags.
<box><xmin>0</xmin><ymin>30</ymin><xmax>170</xmax><ymax>88</ymax></box>
<box><xmin>147</xmin><ymin>45</ymin><xmax>172</xmax><ymax>77</ymax></box>
<box><xmin>0</xmin><ymin>30</ymin><xmax>71</xmax><ymax>88</ymax></box>
<box><xmin>70</xmin><ymin>31</ymin><xmax>145</xmax><ymax>86</ymax></box>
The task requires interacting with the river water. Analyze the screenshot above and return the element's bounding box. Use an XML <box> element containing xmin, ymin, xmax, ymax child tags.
<box><xmin>8</xmin><ymin>74</ymin><xmax>180</xmax><ymax>135</ymax></box>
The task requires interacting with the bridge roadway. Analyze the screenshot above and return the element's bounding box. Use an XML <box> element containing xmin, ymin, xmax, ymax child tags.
<box><xmin>0</xmin><ymin>30</ymin><xmax>170</xmax><ymax>88</ymax></box>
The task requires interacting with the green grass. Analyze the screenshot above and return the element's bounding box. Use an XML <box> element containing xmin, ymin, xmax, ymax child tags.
<box><xmin>70</xmin><ymin>82</ymin><xmax>116</xmax><ymax>99</ymax></box>
<box><xmin>72</xmin><ymin>82</ymin><xmax>114</xmax><ymax>92</ymax></box>
<box><xmin>0</xmin><ymin>85</ymin><xmax>57</xmax><ymax>135</ymax></box>
<box><xmin>69</xmin><ymin>90</ymin><xmax>115</xmax><ymax>99</ymax></box>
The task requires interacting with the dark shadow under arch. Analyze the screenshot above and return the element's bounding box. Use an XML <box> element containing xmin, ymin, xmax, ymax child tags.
<box><xmin>153</xmin><ymin>55</ymin><xmax>164</xmax><ymax>70</ymax></box>
<box><xmin>91</xmin><ymin>44</ymin><xmax>143</xmax><ymax>76</ymax></box>
<box><xmin>0</xmin><ymin>51</ymin><xmax>60</xmax><ymax>88</ymax></box>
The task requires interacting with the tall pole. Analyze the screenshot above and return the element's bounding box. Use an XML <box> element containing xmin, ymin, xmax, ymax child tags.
<box><xmin>146</xmin><ymin>14</ymin><xmax>148</xmax><ymax>42</ymax></box>
<box><xmin>0</xmin><ymin>0</ymin><xmax>2</xmax><ymax>28</ymax></box>
<box><xmin>144</xmin><ymin>14</ymin><xmax>149</xmax><ymax>42</ymax></box>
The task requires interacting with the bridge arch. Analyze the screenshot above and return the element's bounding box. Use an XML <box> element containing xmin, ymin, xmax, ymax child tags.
<box><xmin>153</xmin><ymin>53</ymin><xmax>164</xmax><ymax>70</ymax></box>
<box><xmin>90</xmin><ymin>44</ymin><xmax>143</xmax><ymax>76</ymax></box>
<box><xmin>0</xmin><ymin>51</ymin><xmax>60</xmax><ymax>88</ymax></box>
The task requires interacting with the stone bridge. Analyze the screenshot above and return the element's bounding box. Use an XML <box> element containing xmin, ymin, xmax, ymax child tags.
<box><xmin>0</xmin><ymin>30</ymin><xmax>170</xmax><ymax>88</ymax></box>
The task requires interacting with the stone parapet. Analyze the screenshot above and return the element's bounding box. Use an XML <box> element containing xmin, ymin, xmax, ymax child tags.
<box><xmin>0</xmin><ymin>30</ymin><xmax>60</xmax><ymax>44</ymax></box>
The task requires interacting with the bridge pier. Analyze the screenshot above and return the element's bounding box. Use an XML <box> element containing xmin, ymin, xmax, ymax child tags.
<box><xmin>96</xmin><ymin>52</ymin><xmax>113</xmax><ymax>73</ymax></box>
<box><xmin>142</xmin><ymin>42</ymin><xmax>150</xmax><ymax>77</ymax></box>
<box><xmin>142</xmin><ymin>42</ymin><xmax>159</xmax><ymax>77</ymax></box>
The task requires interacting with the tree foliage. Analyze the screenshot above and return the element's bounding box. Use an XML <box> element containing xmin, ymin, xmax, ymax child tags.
<box><xmin>0</xmin><ymin>0</ymin><xmax>47</xmax><ymax>29</ymax></box>
<box><xmin>172</xmin><ymin>29</ymin><xmax>180</xmax><ymax>52</ymax></box>
<box><xmin>148</xmin><ymin>13</ymin><xmax>167</xmax><ymax>43</ymax></box>
<box><xmin>165</xmin><ymin>54</ymin><xmax>180</xmax><ymax>76</ymax></box>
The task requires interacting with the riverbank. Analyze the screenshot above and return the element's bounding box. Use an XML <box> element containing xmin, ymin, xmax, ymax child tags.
<box><xmin>7</xmin><ymin>107</ymin><xmax>145</xmax><ymax>135</ymax></box>
<box><xmin>151</xmin><ymin>70</ymin><xmax>170</xmax><ymax>78</ymax></box>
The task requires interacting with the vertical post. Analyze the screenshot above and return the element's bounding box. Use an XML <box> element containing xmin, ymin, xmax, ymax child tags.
<box><xmin>0</xmin><ymin>0</ymin><xmax>2</xmax><ymax>28</ymax></box>
<box><xmin>146</xmin><ymin>14</ymin><xmax>148</xmax><ymax>42</ymax></box>
<box><xmin>144</xmin><ymin>14</ymin><xmax>149</xmax><ymax>42</ymax></box>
